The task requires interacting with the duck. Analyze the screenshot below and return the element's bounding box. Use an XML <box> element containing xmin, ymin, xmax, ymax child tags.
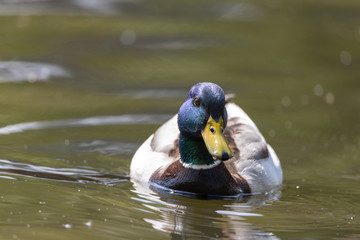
<box><xmin>130</xmin><ymin>82</ymin><xmax>282</xmax><ymax>197</ymax></box>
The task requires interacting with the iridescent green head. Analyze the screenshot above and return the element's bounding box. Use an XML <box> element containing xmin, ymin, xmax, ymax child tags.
<box><xmin>177</xmin><ymin>82</ymin><xmax>233</xmax><ymax>163</ymax></box>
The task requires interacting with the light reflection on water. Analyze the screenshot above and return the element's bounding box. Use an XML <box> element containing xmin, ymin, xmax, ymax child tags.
<box><xmin>0</xmin><ymin>0</ymin><xmax>134</xmax><ymax>16</ymax></box>
<box><xmin>0</xmin><ymin>112</ymin><xmax>359</xmax><ymax>238</ymax></box>
<box><xmin>0</xmin><ymin>109</ymin><xmax>284</xmax><ymax>239</ymax></box>
<box><xmin>0</xmin><ymin>150</ymin><xmax>281</xmax><ymax>239</ymax></box>
<box><xmin>0</xmin><ymin>114</ymin><xmax>172</xmax><ymax>135</ymax></box>
<box><xmin>0</xmin><ymin>158</ymin><xmax>128</xmax><ymax>185</ymax></box>
<box><xmin>0</xmin><ymin>61</ymin><xmax>70</xmax><ymax>83</ymax></box>
<box><xmin>131</xmin><ymin>180</ymin><xmax>282</xmax><ymax>239</ymax></box>
<box><xmin>117</xmin><ymin>89</ymin><xmax>187</xmax><ymax>99</ymax></box>
<box><xmin>0</xmin><ymin>0</ymin><xmax>360</xmax><ymax>239</ymax></box>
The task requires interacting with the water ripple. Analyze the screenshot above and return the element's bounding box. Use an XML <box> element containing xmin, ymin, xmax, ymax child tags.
<box><xmin>131</xmin><ymin>181</ymin><xmax>281</xmax><ymax>239</ymax></box>
<box><xmin>216</xmin><ymin>210</ymin><xmax>263</xmax><ymax>217</ymax></box>
<box><xmin>139</xmin><ymin>40</ymin><xmax>214</xmax><ymax>50</ymax></box>
<box><xmin>117</xmin><ymin>89</ymin><xmax>186</xmax><ymax>99</ymax></box>
<box><xmin>0</xmin><ymin>61</ymin><xmax>70</xmax><ymax>83</ymax></box>
<box><xmin>0</xmin><ymin>0</ymin><xmax>138</xmax><ymax>16</ymax></box>
<box><xmin>0</xmin><ymin>159</ymin><xmax>128</xmax><ymax>185</ymax></box>
<box><xmin>0</xmin><ymin>114</ymin><xmax>172</xmax><ymax>135</ymax></box>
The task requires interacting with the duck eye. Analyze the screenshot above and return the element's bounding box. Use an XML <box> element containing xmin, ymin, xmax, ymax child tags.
<box><xmin>192</xmin><ymin>97</ymin><xmax>200</xmax><ymax>107</ymax></box>
<box><xmin>210</xmin><ymin>127</ymin><xmax>215</xmax><ymax>133</ymax></box>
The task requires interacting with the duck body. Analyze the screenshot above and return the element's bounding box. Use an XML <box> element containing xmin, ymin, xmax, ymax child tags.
<box><xmin>130</xmin><ymin>83</ymin><xmax>282</xmax><ymax>196</ymax></box>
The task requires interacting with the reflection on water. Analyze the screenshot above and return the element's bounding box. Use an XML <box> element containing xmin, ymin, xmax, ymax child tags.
<box><xmin>138</xmin><ymin>39</ymin><xmax>215</xmax><ymax>50</ymax></box>
<box><xmin>215</xmin><ymin>3</ymin><xmax>264</xmax><ymax>21</ymax></box>
<box><xmin>0</xmin><ymin>61</ymin><xmax>70</xmax><ymax>83</ymax></box>
<box><xmin>0</xmin><ymin>114</ymin><xmax>171</xmax><ymax>135</ymax></box>
<box><xmin>117</xmin><ymin>89</ymin><xmax>186</xmax><ymax>99</ymax></box>
<box><xmin>0</xmin><ymin>159</ymin><xmax>128</xmax><ymax>185</ymax></box>
<box><xmin>1</xmin><ymin>148</ymin><xmax>280</xmax><ymax>239</ymax></box>
<box><xmin>0</xmin><ymin>0</ymin><xmax>134</xmax><ymax>16</ymax></box>
<box><xmin>0</xmin><ymin>0</ymin><xmax>264</xmax><ymax>20</ymax></box>
<box><xmin>73</xmin><ymin>140</ymin><xmax>139</xmax><ymax>156</ymax></box>
<box><xmin>132</xmin><ymin>181</ymin><xmax>281</xmax><ymax>239</ymax></box>
<box><xmin>0</xmin><ymin>0</ymin><xmax>360</xmax><ymax>238</ymax></box>
<box><xmin>35</xmin><ymin>139</ymin><xmax>140</xmax><ymax>156</ymax></box>
<box><xmin>72</xmin><ymin>0</ymin><xmax>129</xmax><ymax>15</ymax></box>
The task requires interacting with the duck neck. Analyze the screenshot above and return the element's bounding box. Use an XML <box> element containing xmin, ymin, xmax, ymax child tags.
<box><xmin>179</xmin><ymin>134</ymin><xmax>215</xmax><ymax>166</ymax></box>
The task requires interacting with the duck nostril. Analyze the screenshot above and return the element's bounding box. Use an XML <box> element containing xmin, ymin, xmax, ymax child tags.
<box><xmin>221</xmin><ymin>151</ymin><xmax>229</xmax><ymax>160</ymax></box>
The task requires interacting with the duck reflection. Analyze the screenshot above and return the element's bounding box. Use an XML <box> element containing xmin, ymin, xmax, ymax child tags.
<box><xmin>131</xmin><ymin>180</ymin><xmax>281</xmax><ymax>239</ymax></box>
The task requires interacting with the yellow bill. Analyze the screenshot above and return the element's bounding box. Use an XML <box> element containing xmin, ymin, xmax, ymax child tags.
<box><xmin>201</xmin><ymin>116</ymin><xmax>234</xmax><ymax>160</ymax></box>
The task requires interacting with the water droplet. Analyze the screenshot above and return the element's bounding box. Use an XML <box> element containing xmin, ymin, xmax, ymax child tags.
<box><xmin>63</xmin><ymin>223</ymin><xmax>72</xmax><ymax>229</ymax></box>
<box><xmin>269</xmin><ymin>130</ymin><xmax>276</xmax><ymax>137</ymax></box>
<box><xmin>120</xmin><ymin>30</ymin><xmax>136</xmax><ymax>46</ymax></box>
<box><xmin>281</xmin><ymin>96</ymin><xmax>291</xmax><ymax>107</ymax></box>
<box><xmin>85</xmin><ymin>221</ymin><xmax>92</xmax><ymax>227</ymax></box>
<box><xmin>314</xmin><ymin>84</ymin><xmax>324</xmax><ymax>97</ymax></box>
<box><xmin>296</xmin><ymin>185</ymin><xmax>300</xmax><ymax>189</ymax></box>
<box><xmin>340</xmin><ymin>50</ymin><xmax>352</xmax><ymax>65</ymax></box>
<box><xmin>325</xmin><ymin>92</ymin><xmax>335</xmax><ymax>105</ymax></box>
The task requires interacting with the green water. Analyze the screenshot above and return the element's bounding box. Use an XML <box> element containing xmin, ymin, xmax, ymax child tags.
<box><xmin>0</xmin><ymin>1</ymin><xmax>360</xmax><ymax>239</ymax></box>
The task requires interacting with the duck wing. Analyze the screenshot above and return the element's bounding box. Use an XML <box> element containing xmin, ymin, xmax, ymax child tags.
<box><xmin>225</xmin><ymin>103</ymin><xmax>269</xmax><ymax>162</ymax></box>
<box><xmin>224</xmin><ymin>103</ymin><xmax>282</xmax><ymax>193</ymax></box>
<box><xmin>130</xmin><ymin>115</ymin><xmax>180</xmax><ymax>182</ymax></box>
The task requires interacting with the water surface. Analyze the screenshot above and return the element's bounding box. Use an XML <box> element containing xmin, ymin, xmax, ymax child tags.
<box><xmin>0</xmin><ymin>0</ymin><xmax>360</xmax><ymax>239</ymax></box>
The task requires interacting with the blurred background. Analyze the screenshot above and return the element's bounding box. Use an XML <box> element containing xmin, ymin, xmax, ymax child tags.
<box><xmin>0</xmin><ymin>0</ymin><xmax>359</xmax><ymax>239</ymax></box>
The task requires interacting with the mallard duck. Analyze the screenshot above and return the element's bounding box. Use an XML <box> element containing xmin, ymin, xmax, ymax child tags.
<box><xmin>130</xmin><ymin>82</ymin><xmax>282</xmax><ymax>197</ymax></box>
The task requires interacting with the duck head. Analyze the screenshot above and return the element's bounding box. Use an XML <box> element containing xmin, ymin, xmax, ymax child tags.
<box><xmin>178</xmin><ymin>82</ymin><xmax>233</xmax><ymax>161</ymax></box>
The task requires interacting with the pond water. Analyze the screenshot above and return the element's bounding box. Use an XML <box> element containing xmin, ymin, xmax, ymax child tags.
<box><xmin>0</xmin><ymin>0</ymin><xmax>360</xmax><ymax>239</ymax></box>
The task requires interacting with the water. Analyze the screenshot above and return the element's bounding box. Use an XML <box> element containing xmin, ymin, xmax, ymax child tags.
<box><xmin>0</xmin><ymin>0</ymin><xmax>360</xmax><ymax>239</ymax></box>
